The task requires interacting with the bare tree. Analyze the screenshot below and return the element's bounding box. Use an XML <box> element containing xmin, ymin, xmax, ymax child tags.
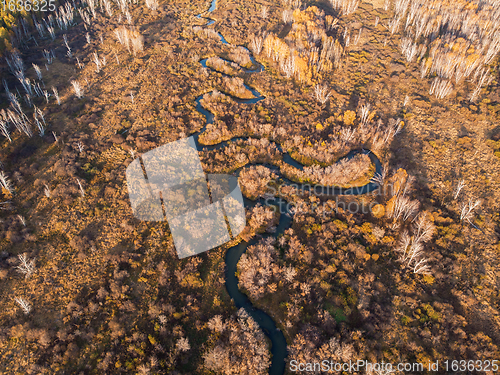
<box><xmin>114</xmin><ymin>26</ymin><xmax>144</xmax><ymax>55</ymax></box>
<box><xmin>420</xmin><ymin>59</ymin><xmax>430</xmax><ymax>79</ymax></box>
<box><xmin>103</xmin><ymin>0</ymin><xmax>113</xmax><ymax>15</ymax></box>
<box><xmin>396</xmin><ymin>231</ymin><xmax>411</xmax><ymax>262</ymax></box>
<box><xmin>71</xmin><ymin>80</ymin><xmax>84</xmax><ymax>98</ymax></box>
<box><xmin>0</xmin><ymin>112</ymin><xmax>12</xmax><ymax>142</ymax></box>
<box><xmin>282</xmin><ymin>9</ymin><xmax>293</xmax><ymax>24</ymax></box>
<box><xmin>33</xmin><ymin>110</ymin><xmax>45</xmax><ymax>136</ymax></box>
<box><xmin>453</xmin><ymin>179</ymin><xmax>465</xmax><ymax>200</ymax></box>
<box><xmin>44</xmin><ymin>183</ymin><xmax>51</xmax><ymax>198</ymax></box>
<box><xmin>92</xmin><ymin>52</ymin><xmax>102</xmax><ymax>73</ymax></box>
<box><xmin>371</xmin><ymin>165</ymin><xmax>388</xmax><ymax>188</ymax></box>
<box><xmin>76</xmin><ymin>141</ymin><xmax>84</xmax><ymax>153</ymax></box>
<box><xmin>131</xmin><ymin>32</ymin><xmax>144</xmax><ymax>55</ymax></box>
<box><xmin>52</xmin><ymin>86</ymin><xmax>61</xmax><ymax>105</ymax></box>
<box><xmin>282</xmin><ymin>0</ymin><xmax>301</xmax><ymax>9</ymax></box>
<box><xmin>400</xmin><ymin>174</ymin><xmax>415</xmax><ymax>197</ymax></box>
<box><xmin>400</xmin><ymin>37</ymin><xmax>418</xmax><ymax>62</ymax></box>
<box><xmin>16</xmin><ymin>253</ymin><xmax>36</xmax><ymax>279</ymax></box>
<box><xmin>391</xmin><ymin>195</ymin><xmax>419</xmax><ymax>222</ymax></box>
<box><xmin>77</xmin><ymin>179</ymin><xmax>85</xmax><ymax>197</ymax></box>
<box><xmin>15</xmin><ymin>297</ymin><xmax>31</xmax><ymax>314</ymax></box>
<box><xmin>313</xmin><ymin>83</ymin><xmax>331</xmax><ymax>105</ymax></box>
<box><xmin>207</xmin><ymin>315</ymin><xmax>225</xmax><ymax>332</ymax></box>
<box><xmin>176</xmin><ymin>337</ymin><xmax>190</xmax><ymax>352</ymax></box>
<box><xmin>429</xmin><ymin>77</ymin><xmax>453</xmax><ymax>99</ymax></box>
<box><xmin>388</xmin><ymin>15</ymin><xmax>401</xmax><ymax>34</ymax></box>
<box><xmin>329</xmin><ymin>0</ymin><xmax>360</xmax><ymax>15</ymax></box>
<box><xmin>460</xmin><ymin>198</ymin><xmax>481</xmax><ymax>224</ymax></box>
<box><xmin>396</xmin><ymin>228</ymin><xmax>432</xmax><ymax>275</ymax></box>
<box><xmin>283</xmin><ymin>265</ymin><xmax>297</xmax><ymax>283</ymax></box>
<box><xmin>358</xmin><ymin>104</ymin><xmax>370</xmax><ymax>126</ymax></box>
<box><xmin>403</xmin><ymin>94</ymin><xmax>410</xmax><ymax>107</ymax></box>
<box><xmin>250</xmin><ymin>35</ymin><xmax>264</xmax><ymax>55</ymax></box>
<box><xmin>63</xmin><ymin>34</ymin><xmax>73</xmax><ymax>58</ymax></box>
<box><xmin>137</xmin><ymin>364</ymin><xmax>151</xmax><ymax>375</ymax></box>
<box><xmin>43</xmin><ymin>49</ymin><xmax>55</xmax><ymax>65</ymax></box>
<box><xmin>413</xmin><ymin>257</ymin><xmax>431</xmax><ymax>275</ymax></box>
<box><xmin>413</xmin><ymin>213</ymin><xmax>435</xmax><ymax>243</ymax></box>
<box><xmin>5</xmin><ymin>108</ymin><xmax>32</xmax><ymax>137</ymax></box>
<box><xmin>383</xmin><ymin>118</ymin><xmax>404</xmax><ymax>145</ymax></box>
<box><xmin>261</xmin><ymin>5</ymin><xmax>269</xmax><ymax>18</ymax></box>
<box><xmin>469</xmin><ymin>68</ymin><xmax>493</xmax><ymax>103</ymax></box>
<box><xmin>406</xmin><ymin>240</ymin><xmax>424</xmax><ymax>267</ymax></box>
<box><xmin>0</xmin><ymin>171</ymin><xmax>14</xmax><ymax>194</ymax></box>
<box><xmin>280</xmin><ymin>56</ymin><xmax>296</xmax><ymax>78</ymax></box>
<box><xmin>402</xmin><ymin>199</ymin><xmax>419</xmax><ymax>221</ymax></box>
<box><xmin>145</xmin><ymin>0</ymin><xmax>159</xmax><ymax>11</ymax></box>
<box><xmin>17</xmin><ymin>215</ymin><xmax>26</xmax><ymax>227</ymax></box>
<box><xmin>32</xmin><ymin>64</ymin><xmax>43</xmax><ymax>80</ymax></box>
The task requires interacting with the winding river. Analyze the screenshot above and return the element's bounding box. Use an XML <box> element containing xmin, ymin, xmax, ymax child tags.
<box><xmin>193</xmin><ymin>1</ymin><xmax>381</xmax><ymax>373</ymax></box>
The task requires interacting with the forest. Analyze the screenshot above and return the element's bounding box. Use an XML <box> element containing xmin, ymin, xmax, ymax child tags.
<box><xmin>0</xmin><ymin>0</ymin><xmax>499</xmax><ymax>373</ymax></box>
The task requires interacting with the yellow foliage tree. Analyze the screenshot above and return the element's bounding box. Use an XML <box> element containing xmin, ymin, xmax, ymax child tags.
<box><xmin>371</xmin><ymin>204</ymin><xmax>385</xmax><ymax>219</ymax></box>
<box><xmin>343</xmin><ymin>110</ymin><xmax>356</xmax><ymax>126</ymax></box>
